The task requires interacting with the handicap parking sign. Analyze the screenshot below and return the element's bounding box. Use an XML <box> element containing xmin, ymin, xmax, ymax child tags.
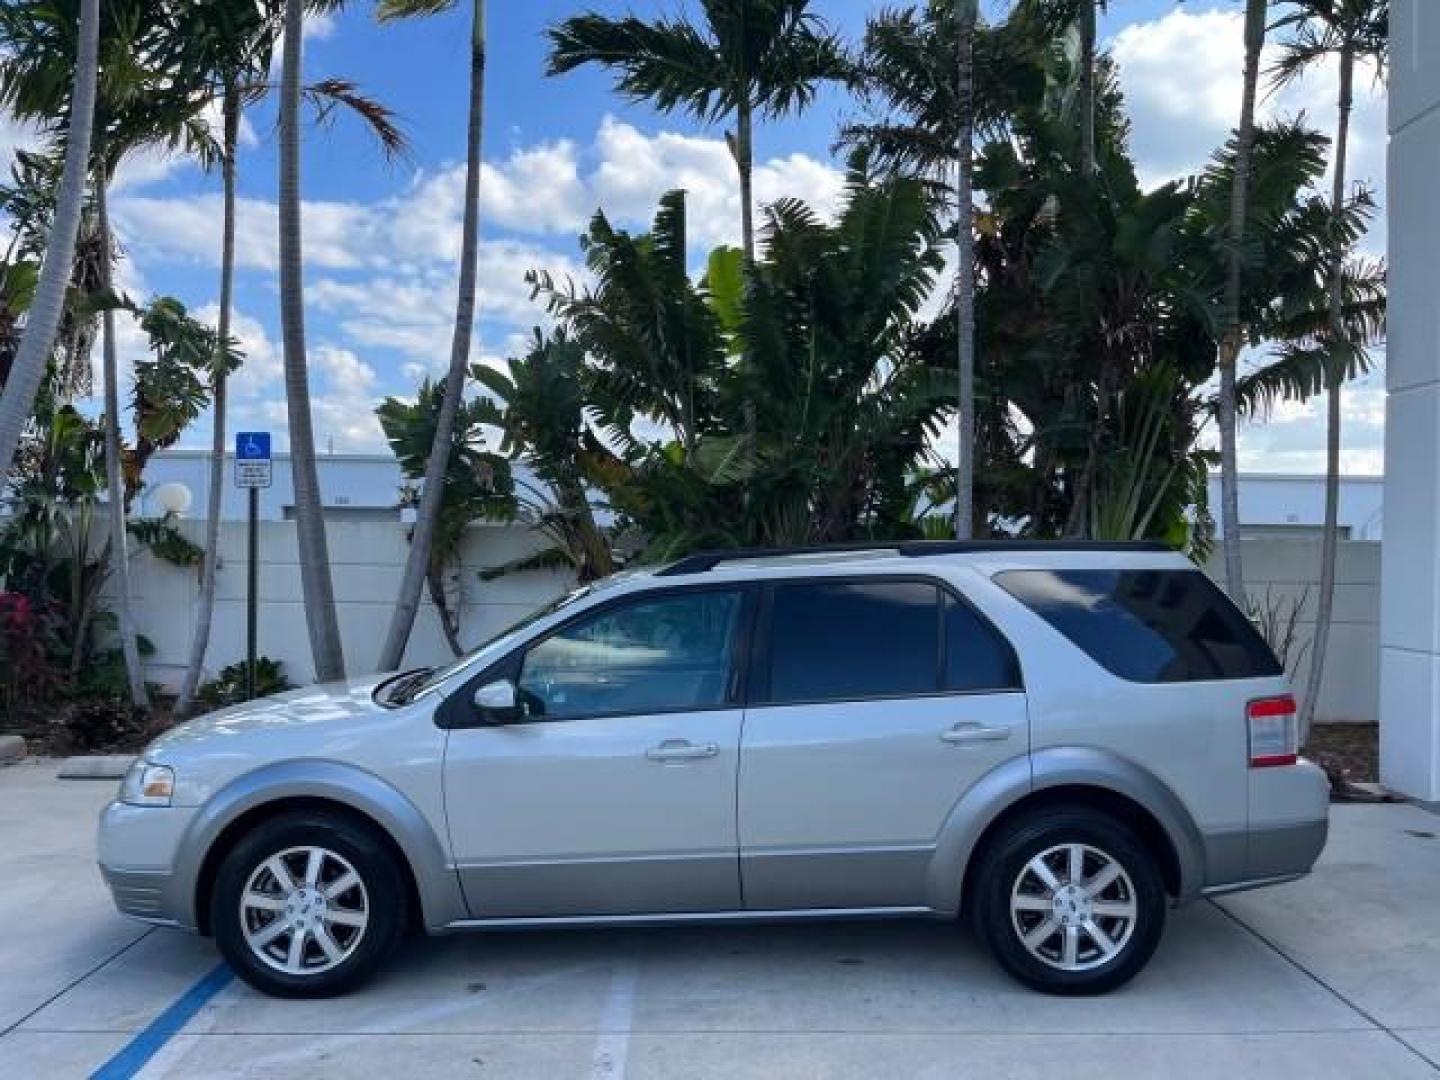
<box><xmin>235</xmin><ymin>432</ymin><xmax>273</xmax><ymax>489</ymax></box>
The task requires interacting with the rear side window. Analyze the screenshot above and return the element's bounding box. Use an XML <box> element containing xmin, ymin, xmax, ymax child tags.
<box><xmin>762</xmin><ymin>579</ymin><xmax>1022</xmax><ymax>704</ymax></box>
<box><xmin>945</xmin><ymin>594</ymin><xmax>1022</xmax><ymax>691</ymax></box>
<box><xmin>995</xmin><ymin>568</ymin><xmax>1281</xmax><ymax>683</ymax></box>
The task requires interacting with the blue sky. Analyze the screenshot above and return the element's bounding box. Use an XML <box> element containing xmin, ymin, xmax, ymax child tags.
<box><xmin>0</xmin><ymin>1</ymin><xmax>1390</xmax><ymax>472</ymax></box>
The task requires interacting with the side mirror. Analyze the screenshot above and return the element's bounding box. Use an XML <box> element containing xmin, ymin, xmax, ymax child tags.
<box><xmin>472</xmin><ymin>679</ymin><xmax>520</xmax><ymax>724</ymax></box>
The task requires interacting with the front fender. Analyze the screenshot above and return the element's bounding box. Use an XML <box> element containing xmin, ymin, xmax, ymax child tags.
<box><xmin>172</xmin><ymin>759</ymin><xmax>467</xmax><ymax>932</ymax></box>
<box><xmin>924</xmin><ymin>747</ymin><xmax>1207</xmax><ymax>913</ymax></box>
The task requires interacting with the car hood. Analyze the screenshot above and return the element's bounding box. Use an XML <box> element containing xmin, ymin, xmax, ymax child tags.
<box><xmin>147</xmin><ymin>673</ymin><xmax>395</xmax><ymax>753</ymax></box>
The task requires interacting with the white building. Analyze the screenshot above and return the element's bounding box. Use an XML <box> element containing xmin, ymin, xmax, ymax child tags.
<box><xmin>141</xmin><ymin>449</ymin><xmax>1384</xmax><ymax>539</ymax></box>
<box><xmin>1382</xmin><ymin>5</ymin><xmax>1440</xmax><ymax>800</ymax></box>
<box><xmin>1205</xmin><ymin>474</ymin><xmax>1384</xmax><ymax>541</ymax></box>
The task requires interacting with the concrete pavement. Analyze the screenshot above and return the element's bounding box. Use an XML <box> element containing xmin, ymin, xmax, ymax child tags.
<box><xmin>0</xmin><ymin>757</ymin><xmax>1436</xmax><ymax>1079</ymax></box>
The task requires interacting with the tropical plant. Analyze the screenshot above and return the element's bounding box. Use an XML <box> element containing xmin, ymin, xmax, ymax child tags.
<box><xmin>377</xmin><ymin>378</ymin><xmax>515</xmax><ymax>655</ymax></box>
<box><xmin>1270</xmin><ymin>0</ymin><xmax>1389</xmax><ymax>732</ymax></box>
<box><xmin>196</xmin><ymin>656</ymin><xmax>295</xmax><ymax>708</ymax></box>
<box><xmin>0</xmin><ymin>0</ymin><xmax>98</xmax><ymax>489</ymax></box>
<box><xmin>1</xmin><ymin>0</ymin><xmax>228</xmax><ymax>708</ymax></box>
<box><xmin>546</xmin><ymin>0</ymin><xmax>849</xmax><ymax>265</ymax></box>
<box><xmin>471</xmin><ymin>330</ymin><xmax>618</xmax><ymax>585</ymax></box>
<box><xmin>373</xmin><ymin>0</ymin><xmax>488</xmax><ymax>672</ymax></box>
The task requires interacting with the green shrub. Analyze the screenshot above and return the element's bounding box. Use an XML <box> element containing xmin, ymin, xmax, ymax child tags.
<box><xmin>197</xmin><ymin>657</ymin><xmax>294</xmax><ymax>708</ymax></box>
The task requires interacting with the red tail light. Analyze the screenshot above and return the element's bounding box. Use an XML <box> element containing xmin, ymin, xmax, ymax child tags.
<box><xmin>1248</xmin><ymin>695</ymin><xmax>1298</xmax><ymax>768</ymax></box>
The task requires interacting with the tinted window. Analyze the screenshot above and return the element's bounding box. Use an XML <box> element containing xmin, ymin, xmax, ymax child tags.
<box><xmin>945</xmin><ymin>595</ymin><xmax>1022</xmax><ymax>691</ymax></box>
<box><xmin>996</xmin><ymin>568</ymin><xmax>1282</xmax><ymax>683</ymax></box>
<box><xmin>766</xmin><ymin>581</ymin><xmax>939</xmax><ymax>703</ymax></box>
<box><xmin>518</xmin><ymin>590</ymin><xmax>743</xmax><ymax>719</ymax></box>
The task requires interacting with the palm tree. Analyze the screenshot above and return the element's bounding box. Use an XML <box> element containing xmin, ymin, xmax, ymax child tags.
<box><xmin>377</xmin><ymin>377</ymin><xmax>515</xmax><ymax>656</ymax></box>
<box><xmin>545</xmin><ymin>0</ymin><xmax>849</xmax><ymax>265</ymax></box>
<box><xmin>279</xmin><ymin>0</ymin><xmax>345</xmax><ymax>683</ymax></box>
<box><xmin>173</xmin><ymin>0</ymin><xmax>275</xmax><ymax>718</ymax></box>
<box><xmin>170</xmin><ymin>2</ymin><xmax>402</xmax><ymax>711</ymax></box>
<box><xmin>1271</xmin><ymin>0</ymin><xmax>1388</xmax><ymax>733</ymax></box>
<box><xmin>954</xmin><ymin>0</ymin><xmax>977</xmax><ymax>538</ymax></box>
<box><xmin>1216</xmin><ymin>0</ymin><xmax>1269</xmax><ymax>599</ymax></box>
<box><xmin>373</xmin><ymin>0</ymin><xmax>487</xmax><ymax>673</ymax></box>
<box><xmin>3</xmin><ymin>0</ymin><xmax>218</xmax><ymax>708</ymax></box>
<box><xmin>0</xmin><ymin>0</ymin><xmax>99</xmax><ymax>488</ymax></box>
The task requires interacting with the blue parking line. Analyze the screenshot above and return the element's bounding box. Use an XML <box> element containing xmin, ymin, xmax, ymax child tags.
<box><xmin>90</xmin><ymin>963</ymin><xmax>233</xmax><ymax>1080</ymax></box>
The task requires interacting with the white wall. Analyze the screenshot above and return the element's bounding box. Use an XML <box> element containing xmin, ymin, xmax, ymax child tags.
<box><xmin>126</xmin><ymin>520</ymin><xmax>573</xmax><ymax>687</ymax></box>
<box><xmin>1204</xmin><ymin>474</ymin><xmax>1385</xmax><ymax>540</ymax></box>
<box><xmin>123</xmin><ymin>522</ymin><xmax>1380</xmax><ymax>725</ymax></box>
<box><xmin>1206</xmin><ymin>539</ymin><xmax>1380</xmax><ymax>725</ymax></box>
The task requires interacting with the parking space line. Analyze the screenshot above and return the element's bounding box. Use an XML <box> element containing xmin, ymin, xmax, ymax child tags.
<box><xmin>1209</xmin><ymin>901</ymin><xmax>1440</xmax><ymax>1075</ymax></box>
<box><xmin>590</xmin><ymin>964</ymin><xmax>637</xmax><ymax>1079</ymax></box>
<box><xmin>88</xmin><ymin>963</ymin><xmax>233</xmax><ymax>1080</ymax></box>
<box><xmin>0</xmin><ymin>928</ymin><xmax>153</xmax><ymax>1040</ymax></box>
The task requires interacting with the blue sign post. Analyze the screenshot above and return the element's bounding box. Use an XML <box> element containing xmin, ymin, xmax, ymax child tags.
<box><xmin>235</xmin><ymin>433</ymin><xmax>271</xmax><ymax>700</ymax></box>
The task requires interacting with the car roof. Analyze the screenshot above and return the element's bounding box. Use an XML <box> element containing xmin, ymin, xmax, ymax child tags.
<box><xmin>630</xmin><ymin>541</ymin><xmax>1195</xmax><ymax>584</ymax></box>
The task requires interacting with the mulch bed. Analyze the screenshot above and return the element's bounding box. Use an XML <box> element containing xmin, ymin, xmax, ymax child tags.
<box><xmin>1303</xmin><ymin>721</ymin><xmax>1392</xmax><ymax>800</ymax></box>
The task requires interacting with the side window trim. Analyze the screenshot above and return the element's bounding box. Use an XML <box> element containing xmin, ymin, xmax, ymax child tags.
<box><xmin>439</xmin><ymin>581</ymin><xmax>756</xmax><ymax>729</ymax></box>
<box><xmin>750</xmin><ymin>573</ymin><xmax>1024</xmax><ymax>709</ymax></box>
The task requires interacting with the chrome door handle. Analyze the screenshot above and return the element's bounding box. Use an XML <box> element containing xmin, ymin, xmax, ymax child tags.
<box><xmin>940</xmin><ymin>723</ymin><xmax>1011</xmax><ymax>745</ymax></box>
<box><xmin>645</xmin><ymin>740</ymin><xmax>720</xmax><ymax>763</ymax></box>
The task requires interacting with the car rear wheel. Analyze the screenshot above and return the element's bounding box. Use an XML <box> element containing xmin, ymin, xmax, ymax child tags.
<box><xmin>211</xmin><ymin>812</ymin><xmax>408</xmax><ymax>998</ymax></box>
<box><xmin>972</xmin><ymin>807</ymin><xmax>1166</xmax><ymax>995</ymax></box>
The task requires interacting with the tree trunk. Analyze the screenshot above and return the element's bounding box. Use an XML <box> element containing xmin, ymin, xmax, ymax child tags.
<box><xmin>954</xmin><ymin>0</ymin><xmax>977</xmax><ymax>539</ymax></box>
<box><xmin>377</xmin><ymin>0</ymin><xmax>486</xmax><ymax>673</ymax></box>
<box><xmin>0</xmin><ymin>0</ymin><xmax>99</xmax><ymax>485</ymax></box>
<box><xmin>174</xmin><ymin>86</ymin><xmax>241</xmax><ymax>718</ymax></box>
<box><xmin>1217</xmin><ymin>0</ymin><xmax>1267</xmax><ymax>599</ymax></box>
<box><xmin>279</xmin><ymin>0</ymin><xmax>346</xmax><ymax>682</ymax></box>
<box><xmin>1079</xmin><ymin>0</ymin><xmax>1097</xmax><ymax>173</ymax></box>
<box><xmin>735</xmin><ymin>97</ymin><xmax>755</xmax><ymax>265</ymax></box>
<box><xmin>734</xmin><ymin>95</ymin><xmax>757</xmax><ymax>522</ymax></box>
<box><xmin>1301</xmin><ymin>41</ymin><xmax>1355</xmax><ymax>737</ymax></box>
<box><xmin>426</xmin><ymin>562</ymin><xmax>466</xmax><ymax>658</ymax></box>
<box><xmin>94</xmin><ymin>174</ymin><xmax>149</xmax><ymax>709</ymax></box>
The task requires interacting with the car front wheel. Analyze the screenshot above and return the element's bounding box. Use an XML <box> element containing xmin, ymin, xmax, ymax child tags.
<box><xmin>972</xmin><ymin>807</ymin><xmax>1166</xmax><ymax>995</ymax></box>
<box><xmin>211</xmin><ymin>811</ymin><xmax>408</xmax><ymax>998</ymax></box>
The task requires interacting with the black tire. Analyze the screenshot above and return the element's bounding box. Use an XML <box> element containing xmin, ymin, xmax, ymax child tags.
<box><xmin>211</xmin><ymin>811</ymin><xmax>409</xmax><ymax>998</ymax></box>
<box><xmin>971</xmin><ymin>806</ymin><xmax>1166</xmax><ymax>995</ymax></box>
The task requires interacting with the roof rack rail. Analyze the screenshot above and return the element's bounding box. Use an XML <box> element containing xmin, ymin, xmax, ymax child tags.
<box><xmin>654</xmin><ymin>539</ymin><xmax>1173</xmax><ymax>577</ymax></box>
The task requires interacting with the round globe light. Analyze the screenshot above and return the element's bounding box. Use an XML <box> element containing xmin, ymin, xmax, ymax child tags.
<box><xmin>153</xmin><ymin>482</ymin><xmax>193</xmax><ymax>517</ymax></box>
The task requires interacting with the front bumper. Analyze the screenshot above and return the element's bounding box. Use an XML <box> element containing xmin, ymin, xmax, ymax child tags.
<box><xmin>97</xmin><ymin>799</ymin><xmax>199</xmax><ymax>930</ymax></box>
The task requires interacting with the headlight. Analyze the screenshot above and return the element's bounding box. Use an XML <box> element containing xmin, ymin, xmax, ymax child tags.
<box><xmin>120</xmin><ymin>761</ymin><xmax>175</xmax><ymax>807</ymax></box>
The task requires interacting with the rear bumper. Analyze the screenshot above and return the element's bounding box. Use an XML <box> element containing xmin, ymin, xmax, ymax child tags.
<box><xmin>1200</xmin><ymin>817</ymin><xmax>1329</xmax><ymax>898</ymax></box>
<box><xmin>1198</xmin><ymin>759</ymin><xmax>1330</xmax><ymax>896</ymax></box>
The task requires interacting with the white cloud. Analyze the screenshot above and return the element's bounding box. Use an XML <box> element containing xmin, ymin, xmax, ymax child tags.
<box><xmin>1113</xmin><ymin>8</ymin><xmax>1387</xmax><ymax>208</ymax></box>
<box><xmin>113</xmin><ymin>115</ymin><xmax>848</xmax><ymax>274</ymax></box>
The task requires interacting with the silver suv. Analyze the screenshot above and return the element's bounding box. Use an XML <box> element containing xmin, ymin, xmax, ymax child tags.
<box><xmin>98</xmin><ymin>541</ymin><xmax>1329</xmax><ymax>998</ymax></box>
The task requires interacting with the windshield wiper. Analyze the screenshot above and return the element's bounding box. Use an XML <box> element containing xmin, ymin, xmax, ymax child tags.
<box><xmin>377</xmin><ymin>667</ymin><xmax>434</xmax><ymax>707</ymax></box>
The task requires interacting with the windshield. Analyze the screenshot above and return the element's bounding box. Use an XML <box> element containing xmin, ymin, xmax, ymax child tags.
<box><xmin>384</xmin><ymin>584</ymin><xmax>597</xmax><ymax>704</ymax></box>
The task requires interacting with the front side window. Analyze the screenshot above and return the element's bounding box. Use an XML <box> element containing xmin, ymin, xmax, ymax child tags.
<box><xmin>996</xmin><ymin>568</ymin><xmax>1282</xmax><ymax>683</ymax></box>
<box><xmin>765</xmin><ymin>580</ymin><xmax>941</xmax><ymax>704</ymax></box>
<box><xmin>517</xmin><ymin>589</ymin><xmax>744</xmax><ymax>720</ymax></box>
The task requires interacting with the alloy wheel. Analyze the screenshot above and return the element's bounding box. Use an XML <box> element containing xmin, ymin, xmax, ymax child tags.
<box><xmin>239</xmin><ymin>845</ymin><xmax>370</xmax><ymax>976</ymax></box>
<box><xmin>1008</xmin><ymin>842</ymin><xmax>1138</xmax><ymax>972</ymax></box>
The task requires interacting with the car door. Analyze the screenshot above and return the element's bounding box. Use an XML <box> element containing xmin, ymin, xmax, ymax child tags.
<box><xmin>442</xmin><ymin>584</ymin><xmax>751</xmax><ymax>918</ymax></box>
<box><xmin>738</xmin><ymin>576</ymin><xmax>1028</xmax><ymax>911</ymax></box>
